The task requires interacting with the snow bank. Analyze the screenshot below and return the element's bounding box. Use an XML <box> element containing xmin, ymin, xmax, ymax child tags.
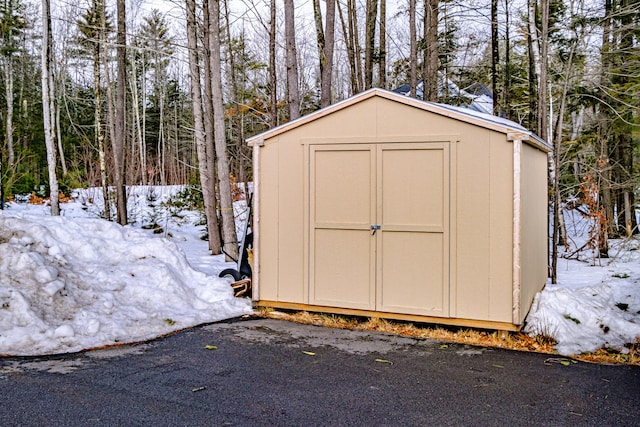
<box><xmin>0</xmin><ymin>209</ymin><xmax>252</xmax><ymax>356</ymax></box>
<box><xmin>525</xmin><ymin>239</ymin><xmax>640</xmax><ymax>356</ymax></box>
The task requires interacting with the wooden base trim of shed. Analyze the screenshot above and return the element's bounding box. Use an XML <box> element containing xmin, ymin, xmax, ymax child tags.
<box><xmin>255</xmin><ymin>301</ymin><xmax>521</xmax><ymax>332</ymax></box>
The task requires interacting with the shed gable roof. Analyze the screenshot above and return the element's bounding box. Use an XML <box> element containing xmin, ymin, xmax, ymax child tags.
<box><xmin>247</xmin><ymin>88</ymin><xmax>551</xmax><ymax>152</ymax></box>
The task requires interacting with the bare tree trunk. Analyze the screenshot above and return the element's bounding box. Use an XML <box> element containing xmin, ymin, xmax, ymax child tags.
<box><xmin>503</xmin><ymin>0</ymin><xmax>511</xmax><ymax>119</ymax></box>
<box><xmin>41</xmin><ymin>0</ymin><xmax>59</xmax><ymax>215</ymax></box>
<box><xmin>409</xmin><ymin>0</ymin><xmax>417</xmax><ymax>98</ymax></box>
<box><xmin>269</xmin><ymin>0</ymin><xmax>277</xmax><ymax>128</ymax></box>
<box><xmin>528</xmin><ymin>0</ymin><xmax>547</xmax><ymax>138</ymax></box>
<box><xmin>158</xmin><ymin>89</ymin><xmax>166</xmax><ymax>186</ymax></box>
<box><xmin>0</xmin><ymin>151</ymin><xmax>3</xmax><ymax>209</ymax></box>
<box><xmin>364</xmin><ymin>0</ymin><xmax>377</xmax><ymax>89</ymax></box>
<box><xmin>616</xmin><ymin>0</ymin><xmax>637</xmax><ymax>236</ymax></box>
<box><xmin>491</xmin><ymin>0</ymin><xmax>499</xmax><ymax>115</ymax></box>
<box><xmin>223</xmin><ymin>0</ymin><xmax>248</xmax><ymax>192</ymax></box>
<box><xmin>96</xmin><ymin>0</ymin><xmax>111</xmax><ymax>220</ymax></box>
<box><xmin>550</xmin><ymin>63</ymin><xmax>571</xmax><ymax>284</ymax></box>
<box><xmin>352</xmin><ymin>0</ymin><xmax>364</xmax><ymax>92</ymax></box>
<box><xmin>101</xmin><ymin>0</ymin><xmax>116</xmax><ymax>218</ymax></box>
<box><xmin>4</xmin><ymin>58</ymin><xmax>14</xmax><ymax>166</ymax></box>
<box><xmin>129</xmin><ymin>48</ymin><xmax>146</xmax><ymax>185</ymax></box>
<box><xmin>209</xmin><ymin>0</ymin><xmax>239</xmax><ymax>261</ymax></box>
<box><xmin>313</xmin><ymin>0</ymin><xmax>325</xmax><ymax>75</ymax></box>
<box><xmin>113</xmin><ymin>0</ymin><xmax>127</xmax><ymax>225</ymax></box>
<box><xmin>284</xmin><ymin>0</ymin><xmax>300</xmax><ymax>120</ymax></box>
<box><xmin>200</xmin><ymin>0</ymin><xmax>222</xmax><ymax>250</ymax></box>
<box><xmin>141</xmin><ymin>61</ymin><xmax>148</xmax><ymax>182</ymax></box>
<box><xmin>315</xmin><ymin>0</ymin><xmax>335</xmax><ymax>108</ymax></box>
<box><xmin>423</xmin><ymin>0</ymin><xmax>438</xmax><ymax>102</ymax></box>
<box><xmin>186</xmin><ymin>0</ymin><xmax>220</xmax><ymax>254</ymax></box>
<box><xmin>55</xmin><ymin>94</ymin><xmax>67</xmax><ymax>175</ymax></box>
<box><xmin>538</xmin><ymin>0</ymin><xmax>549</xmax><ymax>141</ymax></box>
<box><xmin>527</xmin><ymin>0</ymin><xmax>539</xmax><ymax>131</ymax></box>
<box><xmin>379</xmin><ymin>0</ymin><xmax>386</xmax><ymax>89</ymax></box>
<box><xmin>337</xmin><ymin>0</ymin><xmax>359</xmax><ymax>94</ymax></box>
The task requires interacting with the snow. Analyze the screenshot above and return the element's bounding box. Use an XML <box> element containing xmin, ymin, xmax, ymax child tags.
<box><xmin>0</xmin><ymin>186</ymin><xmax>252</xmax><ymax>356</ymax></box>
<box><xmin>524</xmin><ymin>208</ymin><xmax>640</xmax><ymax>355</ymax></box>
<box><xmin>0</xmin><ymin>186</ymin><xmax>638</xmax><ymax>357</ymax></box>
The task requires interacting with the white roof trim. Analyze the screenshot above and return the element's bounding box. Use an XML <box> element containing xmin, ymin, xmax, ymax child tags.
<box><xmin>247</xmin><ymin>88</ymin><xmax>551</xmax><ymax>152</ymax></box>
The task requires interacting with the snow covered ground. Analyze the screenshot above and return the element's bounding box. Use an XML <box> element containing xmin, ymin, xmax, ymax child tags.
<box><xmin>0</xmin><ymin>187</ymin><xmax>252</xmax><ymax>356</ymax></box>
<box><xmin>0</xmin><ymin>186</ymin><xmax>638</xmax><ymax>357</ymax></box>
<box><xmin>525</xmin><ymin>208</ymin><xmax>640</xmax><ymax>355</ymax></box>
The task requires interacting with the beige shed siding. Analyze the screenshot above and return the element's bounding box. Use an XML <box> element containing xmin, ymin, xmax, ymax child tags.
<box><xmin>252</xmin><ymin>91</ymin><xmax>548</xmax><ymax>328</ymax></box>
<box><xmin>519</xmin><ymin>143</ymin><xmax>549</xmax><ymax>324</ymax></box>
<box><xmin>455</xmin><ymin>132</ymin><xmax>491</xmax><ymax>320</ymax></box>
<box><xmin>257</xmin><ymin>139</ymin><xmax>279</xmax><ymax>302</ymax></box>
<box><xmin>297</xmin><ymin>97</ymin><xmax>379</xmax><ymax>139</ymax></box>
<box><xmin>489</xmin><ymin>132</ymin><xmax>516</xmax><ymax>322</ymax></box>
<box><xmin>276</xmin><ymin>140</ymin><xmax>305</xmax><ymax>302</ymax></box>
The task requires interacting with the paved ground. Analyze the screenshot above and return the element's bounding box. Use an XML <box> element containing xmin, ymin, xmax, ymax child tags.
<box><xmin>0</xmin><ymin>317</ymin><xmax>638</xmax><ymax>426</ymax></box>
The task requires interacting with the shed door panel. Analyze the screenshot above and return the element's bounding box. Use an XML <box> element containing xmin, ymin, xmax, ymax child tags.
<box><xmin>309</xmin><ymin>143</ymin><xmax>449</xmax><ymax>316</ymax></box>
<box><xmin>377</xmin><ymin>144</ymin><xmax>449</xmax><ymax>316</ymax></box>
<box><xmin>309</xmin><ymin>146</ymin><xmax>375</xmax><ymax>309</ymax></box>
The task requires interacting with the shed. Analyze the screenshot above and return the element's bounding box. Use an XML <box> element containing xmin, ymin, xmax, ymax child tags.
<box><xmin>247</xmin><ymin>88</ymin><xmax>551</xmax><ymax>331</ymax></box>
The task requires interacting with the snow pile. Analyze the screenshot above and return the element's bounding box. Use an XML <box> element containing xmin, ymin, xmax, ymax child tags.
<box><xmin>0</xmin><ymin>200</ymin><xmax>252</xmax><ymax>356</ymax></box>
<box><xmin>525</xmin><ymin>209</ymin><xmax>640</xmax><ymax>356</ymax></box>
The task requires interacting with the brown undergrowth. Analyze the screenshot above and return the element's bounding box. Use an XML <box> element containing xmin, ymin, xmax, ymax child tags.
<box><xmin>257</xmin><ymin>308</ymin><xmax>639</xmax><ymax>366</ymax></box>
<box><xmin>11</xmin><ymin>192</ymin><xmax>75</xmax><ymax>204</ymax></box>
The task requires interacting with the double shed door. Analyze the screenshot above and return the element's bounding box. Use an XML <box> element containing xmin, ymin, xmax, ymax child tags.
<box><xmin>309</xmin><ymin>142</ymin><xmax>450</xmax><ymax>317</ymax></box>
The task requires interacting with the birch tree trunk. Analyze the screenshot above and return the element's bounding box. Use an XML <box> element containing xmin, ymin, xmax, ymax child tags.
<box><xmin>527</xmin><ymin>0</ymin><xmax>541</xmax><ymax>133</ymax></box>
<box><xmin>2</xmin><ymin>0</ymin><xmax>18</xmax><ymax>168</ymax></box>
<box><xmin>538</xmin><ymin>0</ymin><xmax>549</xmax><ymax>141</ymax></box>
<box><xmin>4</xmin><ymin>57</ymin><xmax>14</xmax><ymax>166</ymax></box>
<box><xmin>209</xmin><ymin>0</ymin><xmax>239</xmax><ymax>261</ymax></box>
<box><xmin>96</xmin><ymin>0</ymin><xmax>110</xmax><ymax>220</ymax></box>
<box><xmin>41</xmin><ymin>0</ymin><xmax>59</xmax><ymax>215</ymax></box>
<box><xmin>102</xmin><ymin>0</ymin><xmax>117</xmax><ymax>218</ymax></box>
<box><xmin>284</xmin><ymin>0</ymin><xmax>300</xmax><ymax>120</ymax></box>
<box><xmin>186</xmin><ymin>0</ymin><xmax>220</xmax><ymax>254</ymax></box>
<box><xmin>129</xmin><ymin>47</ymin><xmax>146</xmax><ymax>185</ymax></box>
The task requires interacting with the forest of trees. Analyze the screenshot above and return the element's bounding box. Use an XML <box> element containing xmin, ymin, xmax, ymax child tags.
<box><xmin>0</xmin><ymin>0</ymin><xmax>638</xmax><ymax>263</ymax></box>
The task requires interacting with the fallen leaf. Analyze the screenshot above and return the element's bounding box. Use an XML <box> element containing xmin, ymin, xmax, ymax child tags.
<box><xmin>375</xmin><ymin>358</ymin><xmax>393</xmax><ymax>364</ymax></box>
<box><xmin>544</xmin><ymin>357</ymin><xmax>576</xmax><ymax>366</ymax></box>
<box><xmin>302</xmin><ymin>351</ymin><xmax>316</xmax><ymax>356</ymax></box>
<box><xmin>204</xmin><ymin>345</ymin><xmax>218</xmax><ymax>350</ymax></box>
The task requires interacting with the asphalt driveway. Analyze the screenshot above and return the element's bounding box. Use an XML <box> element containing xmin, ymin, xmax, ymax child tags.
<box><xmin>1</xmin><ymin>317</ymin><xmax>638</xmax><ymax>426</ymax></box>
